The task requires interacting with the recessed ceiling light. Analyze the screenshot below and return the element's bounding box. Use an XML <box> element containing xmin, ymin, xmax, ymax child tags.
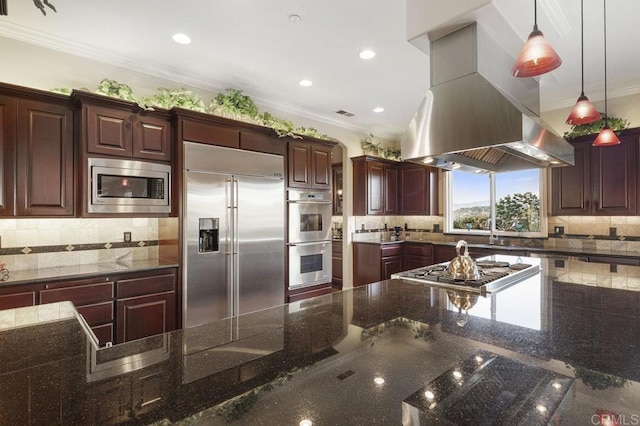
<box><xmin>373</xmin><ymin>107</ymin><xmax>384</xmax><ymax>113</ymax></box>
<box><xmin>299</xmin><ymin>79</ymin><xmax>313</xmax><ymax>87</ymax></box>
<box><xmin>289</xmin><ymin>14</ymin><xmax>301</xmax><ymax>23</ymax></box>
<box><xmin>172</xmin><ymin>33</ymin><xmax>191</xmax><ymax>45</ymax></box>
<box><xmin>359</xmin><ymin>49</ymin><xmax>376</xmax><ymax>59</ymax></box>
<box><xmin>299</xmin><ymin>420</ymin><xmax>312</xmax><ymax>426</ymax></box>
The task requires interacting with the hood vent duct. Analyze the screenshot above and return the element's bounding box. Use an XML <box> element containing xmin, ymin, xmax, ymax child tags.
<box><xmin>401</xmin><ymin>23</ymin><xmax>574</xmax><ymax>173</ymax></box>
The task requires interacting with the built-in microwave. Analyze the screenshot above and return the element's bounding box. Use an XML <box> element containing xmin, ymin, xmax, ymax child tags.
<box><xmin>88</xmin><ymin>158</ymin><xmax>171</xmax><ymax>214</ymax></box>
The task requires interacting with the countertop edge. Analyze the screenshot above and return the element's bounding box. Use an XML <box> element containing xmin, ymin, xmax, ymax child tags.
<box><xmin>0</xmin><ymin>260</ymin><xmax>179</xmax><ymax>288</ymax></box>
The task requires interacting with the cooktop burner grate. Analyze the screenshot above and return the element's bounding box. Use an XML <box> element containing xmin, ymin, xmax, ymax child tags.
<box><xmin>392</xmin><ymin>259</ymin><xmax>540</xmax><ymax>294</ymax></box>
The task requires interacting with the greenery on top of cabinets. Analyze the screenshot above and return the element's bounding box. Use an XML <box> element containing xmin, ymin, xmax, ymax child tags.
<box><xmin>49</xmin><ymin>79</ymin><xmax>332</xmax><ymax>141</ymax></box>
<box><xmin>564</xmin><ymin>113</ymin><xmax>630</xmax><ymax>139</ymax></box>
<box><xmin>144</xmin><ymin>87</ymin><xmax>207</xmax><ymax>112</ymax></box>
<box><xmin>209</xmin><ymin>88</ymin><xmax>260</xmax><ymax>120</ymax></box>
<box><xmin>94</xmin><ymin>79</ymin><xmax>151</xmax><ymax>110</ymax></box>
<box><xmin>361</xmin><ymin>134</ymin><xmax>401</xmax><ymax>161</ymax></box>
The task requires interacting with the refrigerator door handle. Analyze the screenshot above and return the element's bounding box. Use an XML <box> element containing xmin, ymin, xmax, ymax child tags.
<box><xmin>225</xmin><ymin>177</ymin><xmax>235</xmax><ymax>318</ymax></box>
<box><xmin>232</xmin><ymin>177</ymin><xmax>240</xmax><ymax>317</ymax></box>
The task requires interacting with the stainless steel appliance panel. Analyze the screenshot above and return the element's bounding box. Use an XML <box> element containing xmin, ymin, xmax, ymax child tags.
<box><xmin>184</xmin><ymin>171</ymin><xmax>232</xmax><ymax>328</ymax></box>
<box><xmin>236</xmin><ymin>175</ymin><xmax>285</xmax><ymax>315</ymax></box>
<box><xmin>288</xmin><ymin>200</ymin><xmax>332</xmax><ymax>243</ymax></box>
<box><xmin>88</xmin><ymin>157</ymin><xmax>171</xmax><ymax>214</ymax></box>
<box><xmin>183</xmin><ymin>142</ymin><xmax>285</xmax><ymax>328</ymax></box>
<box><xmin>288</xmin><ymin>241</ymin><xmax>332</xmax><ymax>288</ymax></box>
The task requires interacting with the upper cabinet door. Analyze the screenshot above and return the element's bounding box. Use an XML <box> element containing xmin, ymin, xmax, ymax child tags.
<box><xmin>311</xmin><ymin>145</ymin><xmax>331</xmax><ymax>190</ymax></box>
<box><xmin>133</xmin><ymin>114</ymin><xmax>171</xmax><ymax>162</ymax></box>
<box><xmin>15</xmin><ymin>99</ymin><xmax>74</xmax><ymax>216</ymax></box>
<box><xmin>367</xmin><ymin>160</ymin><xmax>385</xmax><ymax>215</ymax></box>
<box><xmin>85</xmin><ymin>105</ymin><xmax>133</xmax><ymax>158</ymax></box>
<box><xmin>384</xmin><ymin>165</ymin><xmax>399</xmax><ymax>215</ymax></box>
<box><xmin>592</xmin><ymin>134</ymin><xmax>638</xmax><ymax>215</ymax></box>
<box><xmin>551</xmin><ymin>140</ymin><xmax>592</xmax><ymax>215</ymax></box>
<box><xmin>288</xmin><ymin>141</ymin><xmax>312</xmax><ymax>188</ymax></box>
<box><xmin>0</xmin><ymin>96</ymin><xmax>16</xmax><ymax>216</ymax></box>
<box><xmin>287</xmin><ymin>140</ymin><xmax>333</xmax><ymax>189</ymax></box>
<box><xmin>551</xmin><ymin>132</ymin><xmax>639</xmax><ymax>216</ymax></box>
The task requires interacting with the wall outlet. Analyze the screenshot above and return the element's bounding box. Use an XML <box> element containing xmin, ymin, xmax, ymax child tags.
<box><xmin>124</xmin><ymin>232</ymin><xmax>132</xmax><ymax>243</ymax></box>
<box><xmin>554</xmin><ymin>226</ymin><xmax>564</xmax><ymax>235</ymax></box>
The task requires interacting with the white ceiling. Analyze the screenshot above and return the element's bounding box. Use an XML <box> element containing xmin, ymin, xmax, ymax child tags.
<box><xmin>0</xmin><ymin>0</ymin><xmax>638</xmax><ymax>140</ymax></box>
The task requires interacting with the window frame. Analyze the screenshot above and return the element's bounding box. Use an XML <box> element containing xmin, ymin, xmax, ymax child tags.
<box><xmin>444</xmin><ymin>169</ymin><xmax>548</xmax><ymax>238</ymax></box>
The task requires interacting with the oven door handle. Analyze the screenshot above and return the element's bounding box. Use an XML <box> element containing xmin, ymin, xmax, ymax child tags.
<box><xmin>287</xmin><ymin>200</ymin><xmax>332</xmax><ymax>205</ymax></box>
<box><xmin>288</xmin><ymin>241</ymin><xmax>331</xmax><ymax>247</ymax></box>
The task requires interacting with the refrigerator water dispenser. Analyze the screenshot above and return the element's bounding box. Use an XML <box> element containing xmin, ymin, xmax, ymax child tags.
<box><xmin>199</xmin><ymin>218</ymin><xmax>219</xmax><ymax>252</ymax></box>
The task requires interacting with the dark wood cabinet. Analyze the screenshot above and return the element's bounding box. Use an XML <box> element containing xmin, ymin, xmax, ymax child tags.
<box><xmin>177</xmin><ymin>111</ymin><xmax>286</xmax><ymax>155</ymax></box>
<box><xmin>353</xmin><ymin>156</ymin><xmax>438</xmax><ymax>216</ymax></box>
<box><xmin>0</xmin><ymin>95</ymin><xmax>16</xmax><ymax>216</ymax></box>
<box><xmin>552</xmin><ymin>130</ymin><xmax>639</xmax><ymax>215</ymax></box>
<box><xmin>332</xmin><ymin>164</ymin><xmax>343</xmax><ymax>215</ymax></box>
<box><xmin>433</xmin><ymin>244</ymin><xmax>457</xmax><ymax>264</ymax></box>
<box><xmin>0</xmin><ymin>283</ymin><xmax>39</xmax><ymax>310</ymax></box>
<box><xmin>79</xmin><ymin>97</ymin><xmax>171</xmax><ymax>162</ymax></box>
<box><xmin>40</xmin><ymin>276</ymin><xmax>115</xmax><ymax>346</ymax></box>
<box><xmin>0</xmin><ymin>87</ymin><xmax>74</xmax><ymax>217</ymax></box>
<box><xmin>115</xmin><ymin>270</ymin><xmax>177</xmax><ymax>344</ymax></box>
<box><xmin>332</xmin><ymin>240</ymin><xmax>343</xmax><ymax>288</ymax></box>
<box><xmin>288</xmin><ymin>140</ymin><xmax>332</xmax><ymax>190</ymax></box>
<box><xmin>353</xmin><ymin>242</ymin><xmax>403</xmax><ymax>287</ymax></box>
<box><xmin>352</xmin><ymin>156</ymin><xmax>398</xmax><ymax>215</ymax></box>
<box><xmin>0</xmin><ymin>268</ymin><xmax>177</xmax><ymax>346</ymax></box>
<box><xmin>404</xmin><ymin>243</ymin><xmax>434</xmax><ymax>269</ymax></box>
<box><xmin>400</xmin><ymin>163</ymin><xmax>438</xmax><ymax>215</ymax></box>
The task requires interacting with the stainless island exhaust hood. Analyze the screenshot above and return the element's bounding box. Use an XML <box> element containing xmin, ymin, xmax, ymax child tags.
<box><xmin>401</xmin><ymin>23</ymin><xmax>574</xmax><ymax>173</ymax></box>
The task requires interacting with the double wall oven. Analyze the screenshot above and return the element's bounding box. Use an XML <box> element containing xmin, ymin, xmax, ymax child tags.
<box><xmin>287</xmin><ymin>190</ymin><xmax>332</xmax><ymax>289</ymax></box>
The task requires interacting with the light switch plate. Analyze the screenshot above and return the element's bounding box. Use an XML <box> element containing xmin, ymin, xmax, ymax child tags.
<box><xmin>124</xmin><ymin>232</ymin><xmax>132</xmax><ymax>243</ymax></box>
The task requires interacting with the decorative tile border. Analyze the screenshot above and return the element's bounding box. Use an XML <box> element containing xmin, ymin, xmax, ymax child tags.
<box><xmin>548</xmin><ymin>233</ymin><xmax>640</xmax><ymax>241</ymax></box>
<box><xmin>0</xmin><ymin>240</ymin><xmax>159</xmax><ymax>256</ymax></box>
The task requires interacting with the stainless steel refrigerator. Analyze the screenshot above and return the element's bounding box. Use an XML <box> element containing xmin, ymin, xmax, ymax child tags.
<box><xmin>183</xmin><ymin>142</ymin><xmax>285</xmax><ymax>328</ymax></box>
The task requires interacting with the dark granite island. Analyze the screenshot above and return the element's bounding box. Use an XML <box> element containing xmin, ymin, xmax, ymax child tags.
<box><xmin>1</xmin><ymin>256</ymin><xmax>639</xmax><ymax>425</ymax></box>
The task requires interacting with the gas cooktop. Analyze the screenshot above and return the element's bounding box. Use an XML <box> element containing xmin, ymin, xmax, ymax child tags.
<box><xmin>391</xmin><ymin>255</ymin><xmax>541</xmax><ymax>295</ymax></box>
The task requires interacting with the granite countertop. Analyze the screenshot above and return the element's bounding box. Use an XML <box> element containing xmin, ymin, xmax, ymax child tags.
<box><xmin>354</xmin><ymin>238</ymin><xmax>640</xmax><ymax>260</ymax></box>
<box><xmin>1</xmin><ymin>255</ymin><xmax>639</xmax><ymax>424</ymax></box>
<box><xmin>0</xmin><ymin>258</ymin><xmax>179</xmax><ymax>287</ymax></box>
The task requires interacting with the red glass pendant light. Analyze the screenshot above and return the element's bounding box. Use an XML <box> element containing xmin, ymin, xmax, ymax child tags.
<box><xmin>566</xmin><ymin>0</ymin><xmax>600</xmax><ymax>125</ymax></box>
<box><xmin>593</xmin><ymin>0</ymin><xmax>620</xmax><ymax>146</ymax></box>
<box><xmin>512</xmin><ymin>0</ymin><xmax>562</xmax><ymax>77</ymax></box>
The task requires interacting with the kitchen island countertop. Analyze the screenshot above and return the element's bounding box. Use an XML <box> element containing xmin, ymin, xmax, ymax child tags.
<box><xmin>1</xmin><ymin>256</ymin><xmax>639</xmax><ymax>424</ymax></box>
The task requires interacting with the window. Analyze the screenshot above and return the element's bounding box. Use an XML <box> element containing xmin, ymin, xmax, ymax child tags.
<box><xmin>446</xmin><ymin>169</ymin><xmax>546</xmax><ymax>237</ymax></box>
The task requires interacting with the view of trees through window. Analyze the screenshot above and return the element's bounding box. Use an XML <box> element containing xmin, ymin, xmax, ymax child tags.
<box><xmin>450</xmin><ymin>169</ymin><xmax>541</xmax><ymax>233</ymax></box>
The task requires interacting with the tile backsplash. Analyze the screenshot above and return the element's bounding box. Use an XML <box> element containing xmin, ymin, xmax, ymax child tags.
<box><xmin>0</xmin><ymin>218</ymin><xmax>165</xmax><ymax>271</ymax></box>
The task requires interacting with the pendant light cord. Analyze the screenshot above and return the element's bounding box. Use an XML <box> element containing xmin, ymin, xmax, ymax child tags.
<box><xmin>604</xmin><ymin>0</ymin><xmax>608</xmax><ymax>126</ymax></box>
<box><xmin>580</xmin><ymin>0</ymin><xmax>585</xmax><ymax>94</ymax></box>
<box><xmin>533</xmin><ymin>0</ymin><xmax>538</xmax><ymax>31</ymax></box>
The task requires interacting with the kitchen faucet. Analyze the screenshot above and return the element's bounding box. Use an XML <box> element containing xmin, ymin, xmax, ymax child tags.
<box><xmin>486</xmin><ymin>219</ymin><xmax>498</xmax><ymax>245</ymax></box>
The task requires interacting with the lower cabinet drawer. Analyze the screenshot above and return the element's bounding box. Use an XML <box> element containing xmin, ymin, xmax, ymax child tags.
<box><xmin>117</xmin><ymin>273</ymin><xmax>176</xmax><ymax>299</ymax></box>
<box><xmin>0</xmin><ymin>291</ymin><xmax>37</xmax><ymax>310</ymax></box>
<box><xmin>40</xmin><ymin>282</ymin><xmax>114</xmax><ymax>306</ymax></box>
<box><xmin>380</xmin><ymin>244</ymin><xmax>403</xmax><ymax>257</ymax></box>
<box><xmin>76</xmin><ymin>301</ymin><xmax>114</xmax><ymax>326</ymax></box>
